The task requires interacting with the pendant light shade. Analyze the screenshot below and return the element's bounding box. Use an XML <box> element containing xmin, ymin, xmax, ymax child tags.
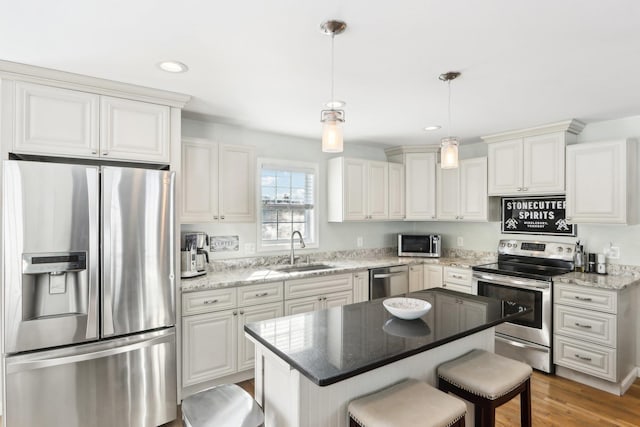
<box><xmin>321</xmin><ymin>110</ymin><xmax>344</xmax><ymax>152</ymax></box>
<box><xmin>439</xmin><ymin>71</ymin><xmax>461</xmax><ymax>169</ymax></box>
<box><xmin>320</xmin><ymin>20</ymin><xmax>347</xmax><ymax>153</ymax></box>
<box><xmin>440</xmin><ymin>137</ymin><xmax>459</xmax><ymax>169</ymax></box>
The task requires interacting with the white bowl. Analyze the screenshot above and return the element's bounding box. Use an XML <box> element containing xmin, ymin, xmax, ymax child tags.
<box><xmin>383</xmin><ymin>297</ymin><xmax>432</xmax><ymax>320</ymax></box>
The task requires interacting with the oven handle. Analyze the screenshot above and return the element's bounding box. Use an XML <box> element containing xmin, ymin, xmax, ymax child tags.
<box><xmin>473</xmin><ymin>273</ymin><xmax>550</xmax><ymax>291</ymax></box>
<box><xmin>495</xmin><ymin>335</ymin><xmax>548</xmax><ymax>351</ymax></box>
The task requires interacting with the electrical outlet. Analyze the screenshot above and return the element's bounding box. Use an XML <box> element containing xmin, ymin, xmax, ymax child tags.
<box><xmin>356</xmin><ymin>236</ymin><xmax>363</xmax><ymax>248</ymax></box>
<box><xmin>244</xmin><ymin>243</ymin><xmax>256</xmax><ymax>255</ymax></box>
<box><xmin>608</xmin><ymin>246</ymin><xmax>620</xmax><ymax>259</ymax></box>
<box><xmin>457</xmin><ymin>236</ymin><xmax>464</xmax><ymax>247</ymax></box>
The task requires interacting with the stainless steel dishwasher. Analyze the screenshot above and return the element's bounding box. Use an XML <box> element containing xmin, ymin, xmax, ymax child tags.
<box><xmin>368</xmin><ymin>265</ymin><xmax>409</xmax><ymax>300</ymax></box>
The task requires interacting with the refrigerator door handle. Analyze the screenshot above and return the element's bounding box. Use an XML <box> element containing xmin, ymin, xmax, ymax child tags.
<box><xmin>86</xmin><ymin>167</ymin><xmax>100</xmax><ymax>340</ymax></box>
<box><xmin>101</xmin><ymin>167</ymin><xmax>115</xmax><ymax>337</ymax></box>
<box><xmin>6</xmin><ymin>331</ymin><xmax>174</xmax><ymax>374</ymax></box>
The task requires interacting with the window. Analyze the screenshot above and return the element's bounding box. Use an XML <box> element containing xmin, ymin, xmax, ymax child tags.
<box><xmin>258</xmin><ymin>159</ymin><xmax>318</xmax><ymax>250</ymax></box>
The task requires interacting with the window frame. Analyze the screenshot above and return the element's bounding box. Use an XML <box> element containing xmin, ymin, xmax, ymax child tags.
<box><xmin>256</xmin><ymin>158</ymin><xmax>320</xmax><ymax>252</ymax></box>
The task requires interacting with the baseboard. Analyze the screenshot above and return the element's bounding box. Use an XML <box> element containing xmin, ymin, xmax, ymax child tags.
<box><xmin>555</xmin><ymin>365</ymin><xmax>636</xmax><ymax>396</ymax></box>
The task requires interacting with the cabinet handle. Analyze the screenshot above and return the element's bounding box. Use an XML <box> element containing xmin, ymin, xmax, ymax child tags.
<box><xmin>233</xmin><ymin>311</ymin><xmax>237</xmax><ymax>315</ymax></box>
<box><xmin>574</xmin><ymin>322</ymin><xmax>592</xmax><ymax>329</ymax></box>
<box><xmin>255</xmin><ymin>292</ymin><xmax>269</xmax><ymax>297</ymax></box>
<box><xmin>220</xmin><ymin>215</ymin><xmax>225</xmax><ymax>220</ymax></box>
<box><xmin>452</xmin><ymin>274</ymin><xmax>464</xmax><ymax>279</ymax></box>
<box><xmin>431</xmin><ymin>215</ymin><xmax>436</xmax><ymax>219</ymax></box>
<box><xmin>442</xmin><ymin>284</ymin><xmax>447</xmax><ymax>288</ymax></box>
<box><xmin>239</xmin><ymin>310</ymin><xmax>244</xmax><ymax>315</ymax></box>
<box><xmin>318</xmin><ymin>297</ymin><xmax>323</xmax><ymax>301</ymax></box>
<box><xmin>517</xmin><ymin>187</ymin><xmax>523</xmax><ymax>191</ymax></box>
<box><xmin>574</xmin><ymin>354</ymin><xmax>592</xmax><ymax>362</ymax></box>
<box><xmin>459</xmin><ymin>216</ymin><xmax>463</xmax><ymax>220</ymax></box>
<box><xmin>323</xmin><ymin>297</ymin><xmax>327</xmax><ymax>301</ymax></box>
<box><xmin>91</xmin><ymin>151</ymin><xmax>97</xmax><ymax>155</ymax></box>
<box><xmin>213</xmin><ymin>216</ymin><xmax>219</xmax><ymax>220</ymax></box>
<box><xmin>203</xmin><ymin>299</ymin><xmax>218</xmax><ymax>305</ymax></box>
<box><xmin>102</xmin><ymin>152</ymin><xmax>108</xmax><ymax>156</ymax></box>
<box><xmin>574</xmin><ymin>296</ymin><xmax>593</xmax><ymax>302</ymax></box>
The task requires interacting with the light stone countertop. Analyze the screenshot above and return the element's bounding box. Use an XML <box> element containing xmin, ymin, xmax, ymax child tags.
<box><xmin>180</xmin><ymin>256</ymin><xmax>493</xmax><ymax>293</ymax></box>
<box><xmin>556</xmin><ymin>271</ymin><xmax>640</xmax><ymax>290</ymax></box>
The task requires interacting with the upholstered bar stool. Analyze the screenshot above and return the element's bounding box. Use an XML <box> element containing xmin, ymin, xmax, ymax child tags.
<box><xmin>348</xmin><ymin>378</ymin><xmax>466</xmax><ymax>427</ymax></box>
<box><xmin>182</xmin><ymin>384</ymin><xmax>264</xmax><ymax>427</ymax></box>
<box><xmin>437</xmin><ymin>349</ymin><xmax>532</xmax><ymax>427</ymax></box>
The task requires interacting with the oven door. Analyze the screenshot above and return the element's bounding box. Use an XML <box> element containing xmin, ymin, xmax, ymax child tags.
<box><xmin>473</xmin><ymin>272</ymin><xmax>551</xmax><ymax>347</ymax></box>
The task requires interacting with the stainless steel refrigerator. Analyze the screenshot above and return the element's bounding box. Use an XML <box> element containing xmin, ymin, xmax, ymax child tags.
<box><xmin>2</xmin><ymin>160</ymin><xmax>177</xmax><ymax>427</ymax></box>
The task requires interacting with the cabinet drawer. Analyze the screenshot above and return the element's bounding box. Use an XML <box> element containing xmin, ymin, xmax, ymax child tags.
<box><xmin>442</xmin><ymin>282</ymin><xmax>473</xmax><ymax>295</ymax></box>
<box><xmin>554</xmin><ymin>335</ymin><xmax>616</xmax><ymax>382</ymax></box>
<box><xmin>443</xmin><ymin>267</ymin><xmax>471</xmax><ymax>286</ymax></box>
<box><xmin>554</xmin><ymin>282</ymin><xmax>617</xmax><ymax>313</ymax></box>
<box><xmin>238</xmin><ymin>282</ymin><xmax>284</xmax><ymax>307</ymax></box>
<box><xmin>554</xmin><ymin>305</ymin><xmax>616</xmax><ymax>347</ymax></box>
<box><xmin>285</xmin><ymin>273</ymin><xmax>353</xmax><ymax>300</ymax></box>
<box><xmin>182</xmin><ymin>288</ymin><xmax>237</xmax><ymax>316</ymax></box>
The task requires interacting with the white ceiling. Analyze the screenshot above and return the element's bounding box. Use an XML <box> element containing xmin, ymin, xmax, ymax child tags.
<box><xmin>3</xmin><ymin>1</ymin><xmax>640</xmax><ymax>147</ymax></box>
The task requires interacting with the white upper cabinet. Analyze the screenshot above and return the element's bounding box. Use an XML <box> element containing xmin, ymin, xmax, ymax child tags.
<box><xmin>483</xmin><ymin>120</ymin><xmax>585</xmax><ymax>196</ymax></box>
<box><xmin>181</xmin><ymin>138</ymin><xmax>255</xmax><ymax>223</ymax></box>
<box><xmin>10</xmin><ymin>81</ymin><xmax>173</xmax><ymax>163</ymax></box>
<box><xmin>100</xmin><ymin>96</ymin><xmax>170</xmax><ymax>163</ymax></box>
<box><xmin>437</xmin><ymin>157</ymin><xmax>493</xmax><ymax>222</ymax></box>
<box><xmin>405</xmin><ymin>152</ymin><xmax>437</xmax><ymax>220</ymax></box>
<box><xmin>13</xmin><ymin>81</ymin><xmax>100</xmax><ymax>157</ymax></box>
<box><xmin>327</xmin><ymin>157</ymin><xmax>390</xmax><ymax>222</ymax></box>
<box><xmin>388</xmin><ymin>162</ymin><xmax>405</xmax><ymax>220</ymax></box>
<box><xmin>566</xmin><ymin>140</ymin><xmax>637</xmax><ymax>224</ymax></box>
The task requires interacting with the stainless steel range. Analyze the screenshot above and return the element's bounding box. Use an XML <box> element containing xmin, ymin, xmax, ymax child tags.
<box><xmin>472</xmin><ymin>239</ymin><xmax>575</xmax><ymax>373</ymax></box>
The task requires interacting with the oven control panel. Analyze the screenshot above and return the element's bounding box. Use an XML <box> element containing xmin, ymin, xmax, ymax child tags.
<box><xmin>498</xmin><ymin>239</ymin><xmax>576</xmax><ymax>261</ymax></box>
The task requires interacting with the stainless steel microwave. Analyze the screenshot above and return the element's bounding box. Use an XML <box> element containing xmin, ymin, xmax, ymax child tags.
<box><xmin>398</xmin><ymin>234</ymin><xmax>441</xmax><ymax>257</ymax></box>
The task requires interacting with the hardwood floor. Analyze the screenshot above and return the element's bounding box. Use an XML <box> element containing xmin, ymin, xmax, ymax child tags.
<box><xmin>4</xmin><ymin>375</ymin><xmax>637</xmax><ymax>426</ymax></box>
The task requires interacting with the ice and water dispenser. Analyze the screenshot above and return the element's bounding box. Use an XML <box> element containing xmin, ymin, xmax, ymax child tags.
<box><xmin>21</xmin><ymin>252</ymin><xmax>88</xmax><ymax>321</ymax></box>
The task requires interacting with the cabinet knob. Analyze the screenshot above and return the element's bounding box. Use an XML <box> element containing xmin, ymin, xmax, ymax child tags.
<box><xmin>91</xmin><ymin>151</ymin><xmax>97</xmax><ymax>155</ymax></box>
<box><xmin>523</xmin><ymin>187</ymin><xmax>529</xmax><ymax>191</ymax></box>
<box><xmin>318</xmin><ymin>297</ymin><xmax>323</xmax><ymax>301</ymax></box>
<box><xmin>239</xmin><ymin>310</ymin><xmax>244</xmax><ymax>315</ymax></box>
<box><xmin>459</xmin><ymin>216</ymin><xmax>463</xmax><ymax>220</ymax></box>
<box><xmin>213</xmin><ymin>216</ymin><xmax>219</xmax><ymax>220</ymax></box>
<box><xmin>220</xmin><ymin>216</ymin><xmax>225</xmax><ymax>220</ymax></box>
<box><xmin>517</xmin><ymin>187</ymin><xmax>522</xmax><ymax>191</ymax></box>
<box><xmin>102</xmin><ymin>152</ymin><xmax>108</xmax><ymax>156</ymax></box>
<box><xmin>233</xmin><ymin>311</ymin><xmax>238</xmax><ymax>316</ymax></box>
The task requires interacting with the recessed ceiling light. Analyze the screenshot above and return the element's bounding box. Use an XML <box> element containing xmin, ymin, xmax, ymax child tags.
<box><xmin>157</xmin><ymin>61</ymin><xmax>189</xmax><ymax>73</ymax></box>
<box><xmin>423</xmin><ymin>125</ymin><xmax>441</xmax><ymax>131</ymax></box>
<box><xmin>325</xmin><ymin>100</ymin><xmax>346</xmax><ymax>109</ymax></box>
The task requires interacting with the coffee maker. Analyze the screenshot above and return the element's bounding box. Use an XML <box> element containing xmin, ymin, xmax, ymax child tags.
<box><xmin>181</xmin><ymin>232</ymin><xmax>209</xmax><ymax>278</ymax></box>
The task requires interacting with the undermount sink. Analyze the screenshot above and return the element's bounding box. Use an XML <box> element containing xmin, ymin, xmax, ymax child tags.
<box><xmin>273</xmin><ymin>263</ymin><xmax>336</xmax><ymax>273</ymax></box>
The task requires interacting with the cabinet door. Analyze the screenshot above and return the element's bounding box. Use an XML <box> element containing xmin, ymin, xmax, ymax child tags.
<box><xmin>238</xmin><ymin>302</ymin><xmax>283</xmax><ymax>371</ymax></box>
<box><xmin>367</xmin><ymin>161</ymin><xmax>389</xmax><ymax>219</ymax></box>
<box><xmin>100</xmin><ymin>96</ymin><xmax>170</xmax><ymax>163</ymax></box>
<box><xmin>435</xmin><ymin>294</ymin><xmax>461</xmax><ymax>338</ymax></box>
<box><xmin>284</xmin><ymin>296</ymin><xmax>322</xmax><ymax>315</ymax></box>
<box><xmin>219</xmin><ymin>144</ymin><xmax>256</xmax><ymax>222</ymax></box>
<box><xmin>405</xmin><ymin>153</ymin><xmax>437</xmax><ymax>220</ymax></box>
<box><xmin>181</xmin><ymin>138</ymin><xmax>219</xmax><ymax>223</ymax></box>
<box><xmin>436</xmin><ymin>166</ymin><xmax>459</xmax><ymax>220</ymax></box>
<box><xmin>343</xmin><ymin>158</ymin><xmax>368</xmax><ymax>220</ymax></box>
<box><xmin>424</xmin><ymin>265</ymin><xmax>443</xmax><ymax>289</ymax></box>
<box><xmin>487</xmin><ymin>139</ymin><xmax>523</xmax><ymax>195</ymax></box>
<box><xmin>460</xmin><ymin>300</ymin><xmax>488</xmax><ymax>329</ymax></box>
<box><xmin>566</xmin><ymin>141</ymin><xmax>629</xmax><ymax>224</ymax></box>
<box><xmin>459</xmin><ymin>157</ymin><xmax>488</xmax><ymax>221</ymax></box>
<box><xmin>353</xmin><ymin>271</ymin><xmax>370</xmax><ymax>303</ymax></box>
<box><xmin>409</xmin><ymin>265</ymin><xmax>424</xmax><ymax>292</ymax></box>
<box><xmin>323</xmin><ymin>290</ymin><xmax>353</xmax><ymax>309</ymax></box>
<box><xmin>388</xmin><ymin>163</ymin><xmax>405</xmax><ymax>220</ymax></box>
<box><xmin>523</xmin><ymin>133</ymin><xmax>565</xmax><ymax>194</ymax></box>
<box><xmin>14</xmin><ymin>81</ymin><xmax>99</xmax><ymax>157</ymax></box>
<box><xmin>182</xmin><ymin>310</ymin><xmax>237</xmax><ymax>386</ymax></box>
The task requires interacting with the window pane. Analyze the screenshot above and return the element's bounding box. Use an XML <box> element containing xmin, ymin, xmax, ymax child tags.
<box><xmin>278</xmin><ymin>210</ymin><xmax>292</xmax><ymax>222</ymax></box>
<box><xmin>291</xmin><ymin>172</ymin><xmax>306</xmax><ymax>188</ymax></box>
<box><xmin>292</xmin><ymin>209</ymin><xmax>306</xmax><ymax>222</ymax></box>
<box><xmin>262</xmin><ymin>208</ymin><xmax>277</xmax><ymax>222</ymax></box>
<box><xmin>277</xmin><ymin>223</ymin><xmax>292</xmax><ymax>239</ymax></box>
<box><xmin>262</xmin><ymin>224</ymin><xmax>277</xmax><ymax>240</ymax></box>
<box><xmin>262</xmin><ymin>187</ymin><xmax>276</xmax><ymax>202</ymax></box>
<box><xmin>290</xmin><ymin>187</ymin><xmax>305</xmax><ymax>203</ymax></box>
<box><xmin>276</xmin><ymin>189</ymin><xmax>290</xmax><ymax>202</ymax></box>
<box><xmin>261</xmin><ymin>170</ymin><xmax>277</xmax><ymax>186</ymax></box>
<box><xmin>276</xmin><ymin>171</ymin><xmax>291</xmax><ymax>188</ymax></box>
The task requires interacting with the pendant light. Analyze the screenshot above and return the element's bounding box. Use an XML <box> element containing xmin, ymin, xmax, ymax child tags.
<box><xmin>320</xmin><ymin>20</ymin><xmax>347</xmax><ymax>153</ymax></box>
<box><xmin>439</xmin><ymin>71</ymin><xmax>461</xmax><ymax>169</ymax></box>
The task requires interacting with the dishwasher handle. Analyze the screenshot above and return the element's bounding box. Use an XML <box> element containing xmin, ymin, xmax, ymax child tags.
<box><xmin>373</xmin><ymin>272</ymin><xmax>407</xmax><ymax>279</ymax></box>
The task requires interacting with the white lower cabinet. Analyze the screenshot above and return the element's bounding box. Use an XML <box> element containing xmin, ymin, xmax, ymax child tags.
<box><xmin>435</xmin><ymin>293</ymin><xmax>487</xmax><ymax>338</ymax></box>
<box><xmin>284</xmin><ymin>273</ymin><xmax>354</xmax><ymax>315</ymax></box>
<box><xmin>553</xmin><ymin>281</ymin><xmax>636</xmax><ymax>394</ymax></box>
<box><xmin>442</xmin><ymin>266</ymin><xmax>475</xmax><ymax>294</ymax></box>
<box><xmin>181</xmin><ymin>282</ymin><xmax>283</xmax><ymax>389</ymax></box>
<box><xmin>353</xmin><ymin>271</ymin><xmax>369</xmax><ymax>303</ymax></box>
<box><xmin>424</xmin><ymin>265</ymin><xmax>443</xmax><ymax>289</ymax></box>
<box><xmin>409</xmin><ymin>264</ymin><xmax>424</xmax><ymax>292</ymax></box>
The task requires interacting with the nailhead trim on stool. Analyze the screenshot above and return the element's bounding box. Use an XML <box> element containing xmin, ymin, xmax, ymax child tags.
<box><xmin>437</xmin><ymin>349</ymin><xmax>532</xmax><ymax>427</ymax></box>
<box><xmin>347</xmin><ymin>378</ymin><xmax>466</xmax><ymax>427</ymax></box>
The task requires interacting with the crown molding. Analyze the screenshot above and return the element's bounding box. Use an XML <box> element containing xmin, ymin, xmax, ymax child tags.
<box><xmin>384</xmin><ymin>144</ymin><xmax>440</xmax><ymax>157</ymax></box>
<box><xmin>0</xmin><ymin>60</ymin><xmax>191</xmax><ymax>108</ymax></box>
<box><xmin>481</xmin><ymin>119</ymin><xmax>586</xmax><ymax>143</ymax></box>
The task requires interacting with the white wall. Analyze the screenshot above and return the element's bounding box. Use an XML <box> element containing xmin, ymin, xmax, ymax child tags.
<box><xmin>181</xmin><ymin>119</ymin><xmax>415</xmax><ymax>260</ymax></box>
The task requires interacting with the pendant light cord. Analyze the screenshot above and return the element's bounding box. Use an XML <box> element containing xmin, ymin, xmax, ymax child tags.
<box><xmin>447</xmin><ymin>79</ymin><xmax>452</xmax><ymax>139</ymax></box>
<box><xmin>330</xmin><ymin>33</ymin><xmax>335</xmax><ymax>108</ymax></box>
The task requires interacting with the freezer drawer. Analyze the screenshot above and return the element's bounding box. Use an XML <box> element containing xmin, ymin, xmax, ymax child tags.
<box><xmin>4</xmin><ymin>328</ymin><xmax>177</xmax><ymax>427</ymax></box>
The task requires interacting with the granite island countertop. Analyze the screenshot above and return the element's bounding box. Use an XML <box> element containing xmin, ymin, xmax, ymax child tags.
<box><xmin>180</xmin><ymin>256</ymin><xmax>492</xmax><ymax>292</ymax></box>
<box><xmin>244</xmin><ymin>288</ymin><xmax>530</xmax><ymax>386</ymax></box>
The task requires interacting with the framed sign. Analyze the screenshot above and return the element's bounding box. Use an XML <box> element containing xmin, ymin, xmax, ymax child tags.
<box><xmin>209</xmin><ymin>235</ymin><xmax>240</xmax><ymax>252</ymax></box>
<box><xmin>501</xmin><ymin>196</ymin><xmax>576</xmax><ymax>236</ymax></box>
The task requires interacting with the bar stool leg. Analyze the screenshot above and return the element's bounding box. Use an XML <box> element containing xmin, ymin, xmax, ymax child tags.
<box><xmin>520</xmin><ymin>379</ymin><xmax>532</xmax><ymax>427</ymax></box>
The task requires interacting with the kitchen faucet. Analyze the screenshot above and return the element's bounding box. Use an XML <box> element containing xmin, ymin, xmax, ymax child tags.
<box><xmin>290</xmin><ymin>231</ymin><xmax>306</xmax><ymax>265</ymax></box>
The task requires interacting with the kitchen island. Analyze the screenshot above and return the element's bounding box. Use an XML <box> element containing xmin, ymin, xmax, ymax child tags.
<box><xmin>244</xmin><ymin>288</ymin><xmax>529</xmax><ymax>427</ymax></box>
